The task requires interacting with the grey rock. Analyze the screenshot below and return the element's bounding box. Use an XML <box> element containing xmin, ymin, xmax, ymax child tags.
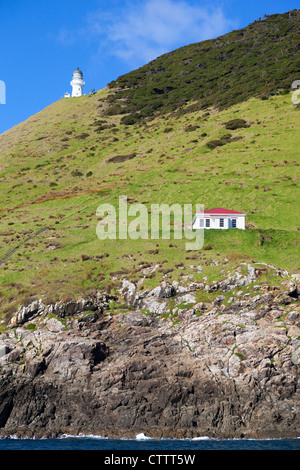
<box><xmin>9</xmin><ymin>293</ymin><xmax>113</xmax><ymax>327</ymax></box>
<box><xmin>0</xmin><ymin>342</ymin><xmax>11</xmax><ymax>358</ymax></box>
<box><xmin>1</xmin><ymin>265</ymin><xmax>299</xmax><ymax>440</ymax></box>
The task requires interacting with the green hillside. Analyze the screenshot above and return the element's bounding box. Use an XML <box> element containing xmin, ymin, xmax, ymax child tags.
<box><xmin>107</xmin><ymin>10</ymin><xmax>300</xmax><ymax>122</ymax></box>
<box><xmin>0</xmin><ymin>12</ymin><xmax>299</xmax><ymax>325</ymax></box>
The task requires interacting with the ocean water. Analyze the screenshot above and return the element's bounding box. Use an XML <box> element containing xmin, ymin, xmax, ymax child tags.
<box><xmin>0</xmin><ymin>433</ymin><xmax>299</xmax><ymax>451</ymax></box>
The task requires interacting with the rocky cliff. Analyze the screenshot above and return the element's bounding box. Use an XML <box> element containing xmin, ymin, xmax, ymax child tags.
<box><xmin>0</xmin><ymin>264</ymin><xmax>299</xmax><ymax>439</ymax></box>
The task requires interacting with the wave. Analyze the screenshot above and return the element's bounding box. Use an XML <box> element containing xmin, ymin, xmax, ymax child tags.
<box><xmin>135</xmin><ymin>433</ymin><xmax>152</xmax><ymax>440</ymax></box>
<box><xmin>59</xmin><ymin>432</ymin><xmax>210</xmax><ymax>441</ymax></box>
<box><xmin>3</xmin><ymin>432</ymin><xmax>300</xmax><ymax>441</ymax></box>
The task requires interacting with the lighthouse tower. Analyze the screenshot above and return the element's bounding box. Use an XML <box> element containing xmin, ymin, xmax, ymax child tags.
<box><xmin>70</xmin><ymin>67</ymin><xmax>85</xmax><ymax>97</ymax></box>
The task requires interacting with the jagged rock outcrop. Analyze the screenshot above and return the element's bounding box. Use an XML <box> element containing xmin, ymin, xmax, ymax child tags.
<box><xmin>9</xmin><ymin>293</ymin><xmax>114</xmax><ymax>327</ymax></box>
<box><xmin>0</xmin><ymin>266</ymin><xmax>299</xmax><ymax>439</ymax></box>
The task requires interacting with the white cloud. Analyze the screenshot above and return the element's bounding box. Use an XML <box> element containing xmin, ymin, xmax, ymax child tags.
<box><xmin>97</xmin><ymin>0</ymin><xmax>236</xmax><ymax>65</ymax></box>
<box><xmin>57</xmin><ymin>0</ymin><xmax>236</xmax><ymax>68</ymax></box>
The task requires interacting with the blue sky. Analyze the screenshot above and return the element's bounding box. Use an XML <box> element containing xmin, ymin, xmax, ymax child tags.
<box><xmin>0</xmin><ymin>0</ymin><xmax>298</xmax><ymax>135</ymax></box>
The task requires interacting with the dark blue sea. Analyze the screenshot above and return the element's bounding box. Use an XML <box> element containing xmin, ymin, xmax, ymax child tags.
<box><xmin>0</xmin><ymin>433</ymin><xmax>299</xmax><ymax>451</ymax></box>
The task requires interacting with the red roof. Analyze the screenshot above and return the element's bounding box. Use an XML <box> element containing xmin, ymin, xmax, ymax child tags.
<box><xmin>203</xmin><ymin>207</ymin><xmax>245</xmax><ymax>215</ymax></box>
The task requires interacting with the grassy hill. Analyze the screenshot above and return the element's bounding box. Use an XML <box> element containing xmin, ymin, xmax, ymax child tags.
<box><xmin>106</xmin><ymin>10</ymin><xmax>300</xmax><ymax>122</ymax></box>
<box><xmin>0</xmin><ymin>12</ymin><xmax>299</xmax><ymax>325</ymax></box>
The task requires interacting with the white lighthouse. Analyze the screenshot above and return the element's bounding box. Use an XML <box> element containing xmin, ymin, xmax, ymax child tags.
<box><xmin>70</xmin><ymin>67</ymin><xmax>85</xmax><ymax>97</ymax></box>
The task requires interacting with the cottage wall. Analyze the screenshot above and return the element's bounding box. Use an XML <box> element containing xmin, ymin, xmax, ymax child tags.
<box><xmin>193</xmin><ymin>215</ymin><xmax>245</xmax><ymax>230</ymax></box>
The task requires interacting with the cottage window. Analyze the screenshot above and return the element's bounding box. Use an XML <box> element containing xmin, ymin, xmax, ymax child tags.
<box><xmin>205</xmin><ymin>219</ymin><xmax>210</xmax><ymax>228</ymax></box>
<box><xmin>232</xmin><ymin>219</ymin><xmax>237</xmax><ymax>228</ymax></box>
<box><xmin>219</xmin><ymin>218</ymin><xmax>224</xmax><ymax>227</ymax></box>
<box><xmin>199</xmin><ymin>219</ymin><xmax>204</xmax><ymax>227</ymax></box>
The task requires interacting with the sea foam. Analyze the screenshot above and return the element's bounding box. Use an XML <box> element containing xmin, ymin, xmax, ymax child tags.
<box><xmin>135</xmin><ymin>433</ymin><xmax>152</xmax><ymax>440</ymax></box>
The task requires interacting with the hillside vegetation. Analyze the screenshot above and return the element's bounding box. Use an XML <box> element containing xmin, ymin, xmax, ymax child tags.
<box><xmin>0</xmin><ymin>11</ymin><xmax>299</xmax><ymax>325</ymax></box>
<box><xmin>107</xmin><ymin>11</ymin><xmax>300</xmax><ymax>122</ymax></box>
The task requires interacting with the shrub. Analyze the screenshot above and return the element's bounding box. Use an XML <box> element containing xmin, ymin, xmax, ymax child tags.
<box><xmin>108</xmin><ymin>153</ymin><xmax>137</xmax><ymax>163</ymax></box>
<box><xmin>121</xmin><ymin>114</ymin><xmax>139</xmax><ymax>126</ymax></box>
<box><xmin>24</xmin><ymin>323</ymin><xmax>37</xmax><ymax>330</ymax></box>
<box><xmin>206</xmin><ymin>139</ymin><xmax>226</xmax><ymax>149</ymax></box>
<box><xmin>224</xmin><ymin>119</ymin><xmax>250</xmax><ymax>130</ymax></box>
<box><xmin>71</xmin><ymin>170</ymin><xmax>83</xmax><ymax>177</ymax></box>
<box><xmin>220</xmin><ymin>133</ymin><xmax>232</xmax><ymax>140</ymax></box>
<box><xmin>203</xmin><ymin>244</ymin><xmax>213</xmax><ymax>250</ymax></box>
<box><xmin>184</xmin><ymin>124</ymin><xmax>200</xmax><ymax>132</ymax></box>
<box><xmin>76</xmin><ymin>133</ymin><xmax>90</xmax><ymax>139</ymax></box>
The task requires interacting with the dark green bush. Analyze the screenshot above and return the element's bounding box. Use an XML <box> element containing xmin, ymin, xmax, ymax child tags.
<box><xmin>224</xmin><ymin>119</ymin><xmax>250</xmax><ymax>130</ymax></box>
<box><xmin>121</xmin><ymin>114</ymin><xmax>140</xmax><ymax>126</ymax></box>
<box><xmin>184</xmin><ymin>124</ymin><xmax>200</xmax><ymax>132</ymax></box>
<box><xmin>206</xmin><ymin>140</ymin><xmax>226</xmax><ymax>149</ymax></box>
<box><xmin>71</xmin><ymin>170</ymin><xmax>83</xmax><ymax>177</ymax></box>
<box><xmin>76</xmin><ymin>133</ymin><xmax>90</xmax><ymax>140</ymax></box>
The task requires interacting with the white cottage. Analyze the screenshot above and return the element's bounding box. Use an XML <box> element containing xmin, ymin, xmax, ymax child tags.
<box><xmin>192</xmin><ymin>207</ymin><xmax>246</xmax><ymax>230</ymax></box>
